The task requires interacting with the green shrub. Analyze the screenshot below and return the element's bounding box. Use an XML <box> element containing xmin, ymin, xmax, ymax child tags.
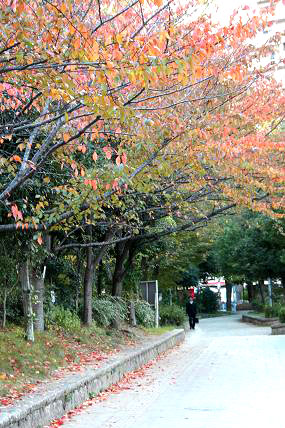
<box><xmin>197</xmin><ymin>288</ymin><xmax>219</xmax><ymax>313</ymax></box>
<box><xmin>93</xmin><ymin>296</ymin><xmax>128</xmax><ymax>327</ymax></box>
<box><xmin>159</xmin><ymin>304</ymin><xmax>186</xmax><ymax>326</ymax></box>
<box><xmin>134</xmin><ymin>301</ymin><xmax>155</xmax><ymax>327</ymax></box>
<box><xmin>279</xmin><ymin>307</ymin><xmax>285</xmax><ymax>323</ymax></box>
<box><xmin>251</xmin><ymin>299</ymin><xmax>265</xmax><ymax>313</ymax></box>
<box><xmin>264</xmin><ymin>305</ymin><xmax>274</xmax><ymax>318</ymax></box>
<box><xmin>46</xmin><ymin>305</ymin><xmax>81</xmax><ymax>332</ymax></box>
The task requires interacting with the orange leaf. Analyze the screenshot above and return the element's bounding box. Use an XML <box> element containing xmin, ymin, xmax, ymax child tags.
<box><xmin>92</xmin><ymin>151</ymin><xmax>98</xmax><ymax>162</ymax></box>
<box><xmin>74</xmin><ymin>38</ymin><xmax>81</xmax><ymax>49</ymax></box>
<box><xmin>78</xmin><ymin>145</ymin><xmax>87</xmax><ymax>153</ymax></box>
<box><xmin>12</xmin><ymin>155</ymin><xmax>22</xmax><ymax>162</ymax></box>
<box><xmin>116</xmin><ymin>156</ymin><xmax>121</xmax><ymax>166</ymax></box>
<box><xmin>37</xmin><ymin>235</ymin><xmax>43</xmax><ymax>245</ymax></box>
<box><xmin>91</xmin><ymin>180</ymin><xmax>97</xmax><ymax>190</ymax></box>
<box><xmin>63</xmin><ymin>133</ymin><xmax>70</xmax><ymax>142</ymax></box>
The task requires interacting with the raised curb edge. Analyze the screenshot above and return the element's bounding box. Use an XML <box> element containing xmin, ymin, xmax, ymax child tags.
<box><xmin>0</xmin><ymin>328</ymin><xmax>185</xmax><ymax>428</ymax></box>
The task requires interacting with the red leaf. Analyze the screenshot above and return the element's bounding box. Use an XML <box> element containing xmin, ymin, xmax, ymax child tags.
<box><xmin>91</xmin><ymin>180</ymin><xmax>97</xmax><ymax>190</ymax></box>
<box><xmin>103</xmin><ymin>146</ymin><xmax>112</xmax><ymax>160</ymax></box>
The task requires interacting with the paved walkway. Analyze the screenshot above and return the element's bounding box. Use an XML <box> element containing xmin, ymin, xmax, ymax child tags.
<box><xmin>63</xmin><ymin>314</ymin><xmax>285</xmax><ymax>428</ymax></box>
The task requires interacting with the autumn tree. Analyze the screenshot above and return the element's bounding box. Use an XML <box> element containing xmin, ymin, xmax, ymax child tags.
<box><xmin>0</xmin><ymin>0</ymin><xmax>284</xmax><ymax>333</ymax></box>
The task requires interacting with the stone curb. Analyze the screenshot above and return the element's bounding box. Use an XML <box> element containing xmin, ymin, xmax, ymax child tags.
<box><xmin>0</xmin><ymin>329</ymin><xmax>185</xmax><ymax>428</ymax></box>
<box><xmin>242</xmin><ymin>314</ymin><xmax>279</xmax><ymax>326</ymax></box>
<box><xmin>271</xmin><ymin>323</ymin><xmax>285</xmax><ymax>335</ymax></box>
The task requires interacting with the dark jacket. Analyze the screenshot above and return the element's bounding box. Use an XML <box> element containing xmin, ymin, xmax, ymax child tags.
<box><xmin>186</xmin><ymin>301</ymin><xmax>197</xmax><ymax>318</ymax></box>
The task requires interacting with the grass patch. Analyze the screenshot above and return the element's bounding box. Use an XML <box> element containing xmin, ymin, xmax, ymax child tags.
<box><xmin>0</xmin><ymin>326</ymin><xmax>64</xmax><ymax>398</ymax></box>
<box><xmin>142</xmin><ymin>325</ymin><xmax>177</xmax><ymax>335</ymax></box>
<box><xmin>0</xmin><ymin>323</ymin><xmax>127</xmax><ymax>401</ymax></box>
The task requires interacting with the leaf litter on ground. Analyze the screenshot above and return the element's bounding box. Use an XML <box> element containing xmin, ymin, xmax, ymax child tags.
<box><xmin>45</xmin><ymin>348</ymin><xmax>175</xmax><ymax>428</ymax></box>
<box><xmin>0</xmin><ymin>324</ymin><xmax>136</xmax><ymax>408</ymax></box>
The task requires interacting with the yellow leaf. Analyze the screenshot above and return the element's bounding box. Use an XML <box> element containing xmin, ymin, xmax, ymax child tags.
<box><xmin>116</xmin><ymin>34</ymin><xmax>123</xmax><ymax>45</ymax></box>
<box><xmin>43</xmin><ymin>177</ymin><xmax>50</xmax><ymax>183</ymax></box>
<box><xmin>74</xmin><ymin>38</ymin><xmax>81</xmax><ymax>49</ymax></box>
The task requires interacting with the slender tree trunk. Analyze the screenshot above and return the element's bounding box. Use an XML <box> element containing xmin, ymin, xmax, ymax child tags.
<box><xmin>83</xmin><ymin>245</ymin><xmax>95</xmax><ymax>326</ymax></box>
<box><xmin>97</xmin><ymin>260</ymin><xmax>104</xmax><ymax>296</ymax></box>
<box><xmin>2</xmin><ymin>288</ymin><xmax>7</xmax><ymax>328</ymax></box>
<box><xmin>169</xmin><ymin>289</ymin><xmax>173</xmax><ymax>306</ymax></box>
<box><xmin>225</xmin><ymin>280</ymin><xmax>232</xmax><ymax>312</ymax></box>
<box><xmin>32</xmin><ymin>273</ymin><xmax>45</xmax><ymax>332</ymax></box>
<box><xmin>75</xmin><ymin>251</ymin><xmax>81</xmax><ymax>313</ymax></box>
<box><xmin>141</xmin><ymin>256</ymin><xmax>149</xmax><ymax>280</ymax></box>
<box><xmin>19</xmin><ymin>259</ymin><xmax>34</xmax><ymax>342</ymax></box>
<box><xmin>129</xmin><ymin>301</ymin><xmax>136</xmax><ymax>326</ymax></box>
<box><xmin>247</xmin><ymin>282</ymin><xmax>254</xmax><ymax>303</ymax></box>
<box><xmin>258</xmin><ymin>280</ymin><xmax>265</xmax><ymax>304</ymax></box>
<box><xmin>112</xmin><ymin>240</ymin><xmax>137</xmax><ymax>297</ymax></box>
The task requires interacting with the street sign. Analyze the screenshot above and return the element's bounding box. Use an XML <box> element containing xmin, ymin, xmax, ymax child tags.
<box><xmin>139</xmin><ymin>280</ymin><xmax>159</xmax><ymax>328</ymax></box>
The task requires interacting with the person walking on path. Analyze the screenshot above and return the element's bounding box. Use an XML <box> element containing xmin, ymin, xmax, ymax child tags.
<box><xmin>186</xmin><ymin>297</ymin><xmax>197</xmax><ymax>330</ymax></box>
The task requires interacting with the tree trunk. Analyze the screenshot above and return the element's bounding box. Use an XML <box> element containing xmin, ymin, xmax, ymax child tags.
<box><xmin>258</xmin><ymin>280</ymin><xmax>265</xmax><ymax>304</ymax></box>
<box><xmin>247</xmin><ymin>282</ymin><xmax>254</xmax><ymax>303</ymax></box>
<box><xmin>112</xmin><ymin>243</ymin><xmax>128</xmax><ymax>297</ymax></box>
<box><xmin>75</xmin><ymin>251</ymin><xmax>81</xmax><ymax>313</ymax></box>
<box><xmin>129</xmin><ymin>301</ymin><xmax>136</xmax><ymax>326</ymax></box>
<box><xmin>97</xmin><ymin>260</ymin><xmax>104</xmax><ymax>296</ymax></box>
<box><xmin>141</xmin><ymin>256</ymin><xmax>148</xmax><ymax>280</ymax></box>
<box><xmin>2</xmin><ymin>288</ymin><xmax>7</xmax><ymax>328</ymax></box>
<box><xmin>153</xmin><ymin>262</ymin><xmax>160</xmax><ymax>278</ymax></box>
<box><xmin>169</xmin><ymin>289</ymin><xmax>173</xmax><ymax>306</ymax></box>
<box><xmin>31</xmin><ymin>273</ymin><xmax>45</xmax><ymax>332</ymax></box>
<box><xmin>19</xmin><ymin>260</ymin><xmax>34</xmax><ymax>342</ymax></box>
<box><xmin>83</xmin><ymin>245</ymin><xmax>95</xmax><ymax>326</ymax></box>
<box><xmin>267</xmin><ymin>277</ymin><xmax>273</xmax><ymax>306</ymax></box>
<box><xmin>225</xmin><ymin>280</ymin><xmax>232</xmax><ymax>312</ymax></box>
<box><xmin>112</xmin><ymin>274</ymin><xmax>124</xmax><ymax>297</ymax></box>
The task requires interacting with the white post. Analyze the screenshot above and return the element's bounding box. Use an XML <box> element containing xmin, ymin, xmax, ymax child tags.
<box><xmin>42</xmin><ymin>266</ymin><xmax>46</xmax><ymax>280</ymax></box>
<box><xmin>155</xmin><ymin>280</ymin><xmax>159</xmax><ymax>328</ymax></box>
<box><xmin>146</xmin><ymin>282</ymin><xmax>148</xmax><ymax>303</ymax></box>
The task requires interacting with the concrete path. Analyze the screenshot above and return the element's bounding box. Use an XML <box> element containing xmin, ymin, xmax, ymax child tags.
<box><xmin>63</xmin><ymin>314</ymin><xmax>285</xmax><ymax>428</ymax></box>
